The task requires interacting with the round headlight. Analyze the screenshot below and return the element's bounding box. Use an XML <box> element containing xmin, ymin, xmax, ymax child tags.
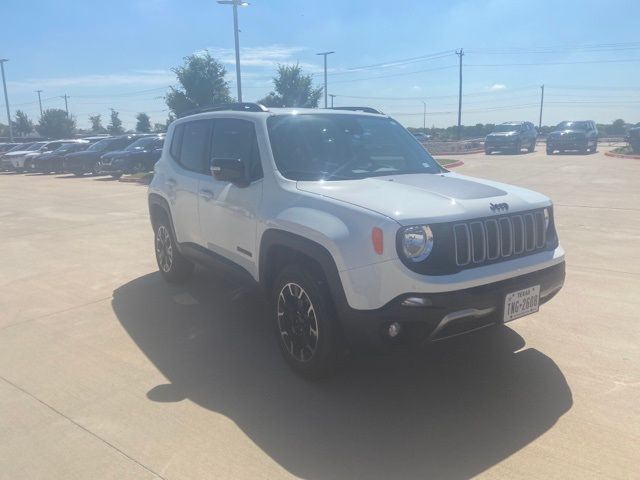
<box><xmin>401</xmin><ymin>225</ymin><xmax>434</xmax><ymax>262</ymax></box>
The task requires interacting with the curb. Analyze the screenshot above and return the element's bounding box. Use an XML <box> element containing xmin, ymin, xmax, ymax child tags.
<box><xmin>434</xmin><ymin>149</ymin><xmax>484</xmax><ymax>156</ymax></box>
<box><xmin>442</xmin><ymin>160</ymin><xmax>465</xmax><ymax>169</ymax></box>
<box><xmin>605</xmin><ymin>151</ymin><xmax>640</xmax><ymax>160</ymax></box>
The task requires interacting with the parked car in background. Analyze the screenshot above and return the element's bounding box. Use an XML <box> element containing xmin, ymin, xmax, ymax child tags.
<box><xmin>31</xmin><ymin>140</ymin><xmax>91</xmax><ymax>174</ymax></box>
<box><xmin>627</xmin><ymin>126</ymin><xmax>640</xmax><ymax>154</ymax></box>
<box><xmin>63</xmin><ymin>135</ymin><xmax>139</xmax><ymax>176</ymax></box>
<box><xmin>411</xmin><ymin>132</ymin><xmax>431</xmax><ymax>142</ymax></box>
<box><xmin>100</xmin><ymin>135</ymin><xmax>164</xmax><ymax>178</ymax></box>
<box><xmin>0</xmin><ymin>143</ymin><xmax>20</xmax><ymax>154</ymax></box>
<box><xmin>546</xmin><ymin>120</ymin><xmax>598</xmax><ymax>154</ymax></box>
<box><xmin>485</xmin><ymin>122</ymin><xmax>537</xmax><ymax>154</ymax></box>
<box><xmin>1</xmin><ymin>142</ymin><xmax>47</xmax><ymax>172</ymax></box>
<box><xmin>23</xmin><ymin>140</ymin><xmax>82</xmax><ymax>171</ymax></box>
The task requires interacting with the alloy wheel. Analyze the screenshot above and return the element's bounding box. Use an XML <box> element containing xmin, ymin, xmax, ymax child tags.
<box><xmin>155</xmin><ymin>225</ymin><xmax>173</xmax><ymax>273</ymax></box>
<box><xmin>277</xmin><ymin>282</ymin><xmax>319</xmax><ymax>362</ymax></box>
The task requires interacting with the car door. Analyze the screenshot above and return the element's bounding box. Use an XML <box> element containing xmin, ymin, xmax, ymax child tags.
<box><xmin>198</xmin><ymin>118</ymin><xmax>264</xmax><ymax>277</ymax></box>
<box><xmin>165</xmin><ymin>120</ymin><xmax>213</xmax><ymax>246</ymax></box>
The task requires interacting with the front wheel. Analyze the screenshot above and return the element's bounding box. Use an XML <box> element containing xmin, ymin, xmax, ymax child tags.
<box><xmin>513</xmin><ymin>141</ymin><xmax>522</xmax><ymax>154</ymax></box>
<box><xmin>546</xmin><ymin>147</ymin><xmax>554</xmax><ymax>155</ymax></box>
<box><xmin>273</xmin><ymin>265</ymin><xmax>343</xmax><ymax>379</ymax></box>
<box><xmin>154</xmin><ymin>216</ymin><xmax>194</xmax><ymax>284</ymax></box>
<box><xmin>485</xmin><ymin>148</ymin><xmax>492</xmax><ymax>155</ymax></box>
<box><xmin>527</xmin><ymin>140</ymin><xmax>535</xmax><ymax>153</ymax></box>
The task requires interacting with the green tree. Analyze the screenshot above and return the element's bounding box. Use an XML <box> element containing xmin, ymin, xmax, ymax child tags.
<box><xmin>89</xmin><ymin>114</ymin><xmax>106</xmax><ymax>133</ymax></box>
<box><xmin>13</xmin><ymin>110</ymin><xmax>34</xmax><ymax>136</ymax></box>
<box><xmin>36</xmin><ymin>109</ymin><xmax>76</xmax><ymax>138</ymax></box>
<box><xmin>258</xmin><ymin>64</ymin><xmax>323</xmax><ymax>108</ymax></box>
<box><xmin>136</xmin><ymin>113</ymin><xmax>151</xmax><ymax>133</ymax></box>
<box><xmin>610</xmin><ymin>119</ymin><xmax>626</xmax><ymax>135</ymax></box>
<box><xmin>165</xmin><ymin>51</ymin><xmax>232</xmax><ymax>116</ymax></box>
<box><xmin>107</xmin><ymin>109</ymin><xmax>124</xmax><ymax>134</ymax></box>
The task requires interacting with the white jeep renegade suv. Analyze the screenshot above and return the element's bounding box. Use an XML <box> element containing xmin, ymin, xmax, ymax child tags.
<box><xmin>148</xmin><ymin>103</ymin><xmax>565</xmax><ymax>378</ymax></box>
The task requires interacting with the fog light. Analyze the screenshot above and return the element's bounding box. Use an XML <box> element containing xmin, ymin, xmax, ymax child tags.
<box><xmin>388</xmin><ymin>322</ymin><xmax>401</xmax><ymax>338</ymax></box>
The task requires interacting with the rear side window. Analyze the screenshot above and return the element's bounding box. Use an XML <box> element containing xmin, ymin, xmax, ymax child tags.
<box><xmin>176</xmin><ymin>120</ymin><xmax>210</xmax><ymax>173</ymax></box>
<box><xmin>211</xmin><ymin>119</ymin><xmax>263</xmax><ymax>181</ymax></box>
<box><xmin>170</xmin><ymin>124</ymin><xmax>183</xmax><ymax>159</ymax></box>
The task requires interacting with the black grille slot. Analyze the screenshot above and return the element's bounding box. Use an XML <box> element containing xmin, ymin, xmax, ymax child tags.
<box><xmin>470</xmin><ymin>222</ymin><xmax>486</xmax><ymax>263</ymax></box>
<box><xmin>512</xmin><ymin>215</ymin><xmax>525</xmax><ymax>254</ymax></box>
<box><xmin>485</xmin><ymin>219</ymin><xmax>500</xmax><ymax>260</ymax></box>
<box><xmin>454</xmin><ymin>224</ymin><xmax>471</xmax><ymax>266</ymax></box>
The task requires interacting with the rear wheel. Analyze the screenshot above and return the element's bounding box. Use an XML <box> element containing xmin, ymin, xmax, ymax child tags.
<box><xmin>513</xmin><ymin>141</ymin><xmax>522</xmax><ymax>154</ymax></box>
<box><xmin>154</xmin><ymin>215</ymin><xmax>194</xmax><ymax>284</ymax></box>
<box><xmin>92</xmin><ymin>162</ymin><xmax>102</xmax><ymax>176</ymax></box>
<box><xmin>527</xmin><ymin>139</ymin><xmax>535</xmax><ymax>153</ymax></box>
<box><xmin>484</xmin><ymin>148</ymin><xmax>492</xmax><ymax>155</ymax></box>
<box><xmin>546</xmin><ymin>146</ymin><xmax>554</xmax><ymax>155</ymax></box>
<box><xmin>273</xmin><ymin>264</ymin><xmax>343</xmax><ymax>379</ymax></box>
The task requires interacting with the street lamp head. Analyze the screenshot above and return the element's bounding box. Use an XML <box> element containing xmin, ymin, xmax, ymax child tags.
<box><xmin>217</xmin><ymin>1</ymin><xmax>249</xmax><ymax>5</ymax></box>
<box><xmin>0</xmin><ymin>59</ymin><xmax>8</xmax><ymax>63</ymax></box>
<box><xmin>316</xmin><ymin>51</ymin><xmax>335</xmax><ymax>56</ymax></box>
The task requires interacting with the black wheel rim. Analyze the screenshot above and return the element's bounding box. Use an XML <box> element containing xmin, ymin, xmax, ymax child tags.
<box><xmin>277</xmin><ymin>282</ymin><xmax>319</xmax><ymax>362</ymax></box>
<box><xmin>155</xmin><ymin>225</ymin><xmax>173</xmax><ymax>273</ymax></box>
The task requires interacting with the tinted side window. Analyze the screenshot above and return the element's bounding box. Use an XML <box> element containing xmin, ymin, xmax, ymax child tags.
<box><xmin>170</xmin><ymin>125</ymin><xmax>184</xmax><ymax>159</ymax></box>
<box><xmin>179</xmin><ymin>120</ymin><xmax>211</xmax><ymax>173</ymax></box>
<box><xmin>211</xmin><ymin>119</ymin><xmax>263</xmax><ymax>182</ymax></box>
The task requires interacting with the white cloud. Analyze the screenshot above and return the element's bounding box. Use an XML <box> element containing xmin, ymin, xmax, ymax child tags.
<box><xmin>412</xmin><ymin>85</ymin><xmax>422</xmax><ymax>91</ymax></box>
<box><xmin>8</xmin><ymin>70</ymin><xmax>174</xmax><ymax>91</ymax></box>
<box><xmin>206</xmin><ymin>44</ymin><xmax>322</xmax><ymax>73</ymax></box>
<box><xmin>490</xmin><ymin>84</ymin><xmax>507</xmax><ymax>91</ymax></box>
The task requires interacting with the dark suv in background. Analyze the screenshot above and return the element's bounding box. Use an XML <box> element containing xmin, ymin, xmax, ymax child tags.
<box><xmin>100</xmin><ymin>135</ymin><xmax>164</xmax><ymax>178</ymax></box>
<box><xmin>485</xmin><ymin>121</ymin><xmax>537</xmax><ymax>154</ymax></box>
<box><xmin>546</xmin><ymin>121</ymin><xmax>598</xmax><ymax>155</ymax></box>
<box><xmin>63</xmin><ymin>135</ymin><xmax>139</xmax><ymax>176</ymax></box>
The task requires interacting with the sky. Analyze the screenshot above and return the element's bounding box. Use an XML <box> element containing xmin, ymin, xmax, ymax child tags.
<box><xmin>1</xmin><ymin>0</ymin><xmax>639</xmax><ymax>130</ymax></box>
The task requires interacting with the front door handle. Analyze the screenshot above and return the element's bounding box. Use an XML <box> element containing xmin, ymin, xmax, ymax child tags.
<box><xmin>199</xmin><ymin>189</ymin><xmax>215</xmax><ymax>201</ymax></box>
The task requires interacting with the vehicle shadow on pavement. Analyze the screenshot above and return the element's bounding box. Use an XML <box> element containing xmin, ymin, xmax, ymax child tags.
<box><xmin>112</xmin><ymin>270</ymin><xmax>573</xmax><ymax>480</ymax></box>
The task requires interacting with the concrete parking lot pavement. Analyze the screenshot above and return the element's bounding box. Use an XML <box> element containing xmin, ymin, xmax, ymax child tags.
<box><xmin>0</xmin><ymin>149</ymin><xmax>638</xmax><ymax>479</ymax></box>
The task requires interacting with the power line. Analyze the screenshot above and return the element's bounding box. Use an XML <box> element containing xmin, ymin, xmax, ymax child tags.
<box><xmin>467</xmin><ymin>58</ymin><xmax>640</xmax><ymax>67</ymax></box>
<box><xmin>330</xmin><ymin>64</ymin><xmax>457</xmax><ymax>84</ymax></box>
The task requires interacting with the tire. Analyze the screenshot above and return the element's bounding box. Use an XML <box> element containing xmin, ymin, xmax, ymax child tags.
<box><xmin>154</xmin><ymin>214</ymin><xmax>194</xmax><ymax>284</ymax></box>
<box><xmin>579</xmin><ymin>144</ymin><xmax>588</xmax><ymax>155</ymax></box>
<box><xmin>131</xmin><ymin>161</ymin><xmax>145</xmax><ymax>174</ymax></box>
<box><xmin>591</xmin><ymin>141</ymin><xmax>597</xmax><ymax>153</ymax></box>
<box><xmin>485</xmin><ymin>148</ymin><xmax>492</xmax><ymax>155</ymax></box>
<box><xmin>514</xmin><ymin>141</ymin><xmax>522</xmax><ymax>154</ymax></box>
<box><xmin>92</xmin><ymin>162</ymin><xmax>102</xmax><ymax>176</ymax></box>
<box><xmin>273</xmin><ymin>264</ymin><xmax>343</xmax><ymax>379</ymax></box>
<box><xmin>111</xmin><ymin>173</ymin><xmax>123</xmax><ymax>179</ymax></box>
<box><xmin>527</xmin><ymin>139</ymin><xmax>535</xmax><ymax>153</ymax></box>
<box><xmin>546</xmin><ymin>147</ymin><xmax>553</xmax><ymax>155</ymax></box>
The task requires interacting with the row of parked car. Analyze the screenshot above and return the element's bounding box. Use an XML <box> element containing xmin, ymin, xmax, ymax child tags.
<box><xmin>484</xmin><ymin>120</ymin><xmax>599</xmax><ymax>155</ymax></box>
<box><xmin>0</xmin><ymin>133</ymin><xmax>165</xmax><ymax>178</ymax></box>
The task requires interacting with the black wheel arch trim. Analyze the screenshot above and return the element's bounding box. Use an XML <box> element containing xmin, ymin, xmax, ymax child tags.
<box><xmin>148</xmin><ymin>193</ymin><xmax>183</xmax><ymax>254</ymax></box>
<box><xmin>259</xmin><ymin>229</ymin><xmax>350</xmax><ymax>316</ymax></box>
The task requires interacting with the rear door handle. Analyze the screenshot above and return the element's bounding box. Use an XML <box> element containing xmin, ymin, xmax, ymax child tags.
<box><xmin>199</xmin><ymin>189</ymin><xmax>215</xmax><ymax>201</ymax></box>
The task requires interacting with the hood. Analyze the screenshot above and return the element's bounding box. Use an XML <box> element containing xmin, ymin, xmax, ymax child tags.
<box><xmin>296</xmin><ymin>172</ymin><xmax>550</xmax><ymax>225</ymax></box>
<box><xmin>549</xmin><ymin>129</ymin><xmax>585</xmax><ymax>137</ymax></box>
<box><xmin>487</xmin><ymin>131</ymin><xmax>518</xmax><ymax>137</ymax></box>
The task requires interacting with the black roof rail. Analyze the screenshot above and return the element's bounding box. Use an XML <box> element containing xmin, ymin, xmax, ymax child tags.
<box><xmin>178</xmin><ymin>102</ymin><xmax>269</xmax><ymax>118</ymax></box>
<box><xmin>331</xmin><ymin>106</ymin><xmax>385</xmax><ymax>115</ymax></box>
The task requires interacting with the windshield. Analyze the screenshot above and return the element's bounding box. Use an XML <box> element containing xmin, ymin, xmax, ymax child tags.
<box><xmin>6</xmin><ymin>143</ymin><xmax>34</xmax><ymax>152</ymax></box>
<box><xmin>556</xmin><ymin>121</ymin><xmax>588</xmax><ymax>131</ymax></box>
<box><xmin>267</xmin><ymin>114</ymin><xmax>442</xmax><ymax>181</ymax></box>
<box><xmin>87</xmin><ymin>138</ymin><xmax>119</xmax><ymax>152</ymax></box>
<box><xmin>493</xmin><ymin>124</ymin><xmax>521</xmax><ymax>133</ymax></box>
<box><xmin>125</xmin><ymin>137</ymin><xmax>161</xmax><ymax>151</ymax></box>
<box><xmin>28</xmin><ymin>142</ymin><xmax>46</xmax><ymax>151</ymax></box>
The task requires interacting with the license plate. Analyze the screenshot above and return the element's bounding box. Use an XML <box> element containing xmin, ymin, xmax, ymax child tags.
<box><xmin>503</xmin><ymin>285</ymin><xmax>540</xmax><ymax>322</ymax></box>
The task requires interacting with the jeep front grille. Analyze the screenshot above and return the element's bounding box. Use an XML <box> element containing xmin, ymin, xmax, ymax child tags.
<box><xmin>453</xmin><ymin>211</ymin><xmax>546</xmax><ymax>266</ymax></box>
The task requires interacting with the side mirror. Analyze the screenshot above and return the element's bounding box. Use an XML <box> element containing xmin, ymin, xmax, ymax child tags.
<box><xmin>210</xmin><ymin>157</ymin><xmax>248</xmax><ymax>186</ymax></box>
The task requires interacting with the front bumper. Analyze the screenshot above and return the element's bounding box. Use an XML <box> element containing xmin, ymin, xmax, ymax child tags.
<box><xmin>338</xmin><ymin>261</ymin><xmax>565</xmax><ymax>350</ymax></box>
<box><xmin>547</xmin><ymin>137</ymin><xmax>587</xmax><ymax>151</ymax></box>
<box><xmin>485</xmin><ymin>137</ymin><xmax>520</xmax><ymax>149</ymax></box>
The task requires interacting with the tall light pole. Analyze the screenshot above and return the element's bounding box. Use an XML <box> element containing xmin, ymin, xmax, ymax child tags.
<box><xmin>36</xmin><ymin>90</ymin><xmax>43</xmax><ymax>117</ymax></box>
<box><xmin>217</xmin><ymin>0</ymin><xmax>249</xmax><ymax>103</ymax></box>
<box><xmin>61</xmin><ymin>94</ymin><xmax>69</xmax><ymax>116</ymax></box>
<box><xmin>329</xmin><ymin>94</ymin><xmax>336</xmax><ymax>108</ymax></box>
<box><xmin>316</xmin><ymin>51</ymin><xmax>334</xmax><ymax>109</ymax></box>
<box><xmin>422</xmin><ymin>101</ymin><xmax>427</xmax><ymax>130</ymax></box>
<box><xmin>455</xmin><ymin>48</ymin><xmax>464</xmax><ymax>140</ymax></box>
<box><xmin>0</xmin><ymin>59</ymin><xmax>13</xmax><ymax>141</ymax></box>
<box><xmin>538</xmin><ymin>84</ymin><xmax>545</xmax><ymax>130</ymax></box>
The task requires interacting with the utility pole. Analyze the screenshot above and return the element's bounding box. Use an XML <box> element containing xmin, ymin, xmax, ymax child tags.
<box><xmin>538</xmin><ymin>84</ymin><xmax>545</xmax><ymax>130</ymax></box>
<box><xmin>61</xmin><ymin>94</ymin><xmax>69</xmax><ymax>116</ymax></box>
<box><xmin>0</xmin><ymin>59</ymin><xmax>13</xmax><ymax>142</ymax></box>
<box><xmin>217</xmin><ymin>1</ymin><xmax>249</xmax><ymax>103</ymax></box>
<box><xmin>329</xmin><ymin>94</ymin><xmax>336</xmax><ymax>108</ymax></box>
<box><xmin>36</xmin><ymin>90</ymin><xmax>43</xmax><ymax>117</ymax></box>
<box><xmin>422</xmin><ymin>101</ymin><xmax>427</xmax><ymax>130</ymax></box>
<box><xmin>316</xmin><ymin>51</ymin><xmax>335</xmax><ymax>108</ymax></box>
<box><xmin>456</xmin><ymin>49</ymin><xmax>464</xmax><ymax>140</ymax></box>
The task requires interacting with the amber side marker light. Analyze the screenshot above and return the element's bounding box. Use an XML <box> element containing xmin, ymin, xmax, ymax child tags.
<box><xmin>372</xmin><ymin>227</ymin><xmax>384</xmax><ymax>255</ymax></box>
